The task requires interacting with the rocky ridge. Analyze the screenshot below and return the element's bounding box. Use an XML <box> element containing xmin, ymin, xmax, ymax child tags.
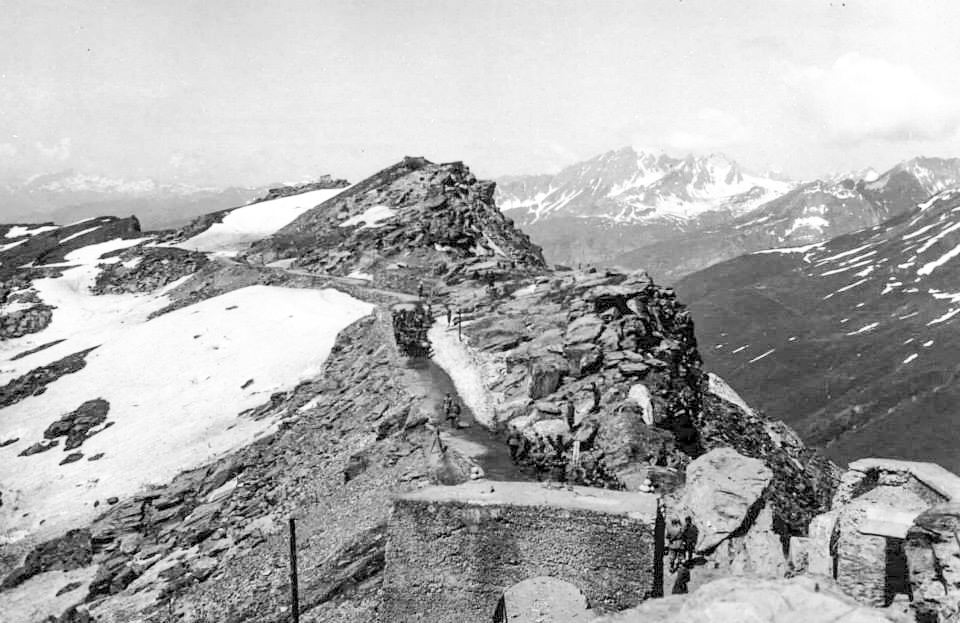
<box><xmin>248</xmin><ymin>157</ymin><xmax>547</xmax><ymax>292</ymax></box>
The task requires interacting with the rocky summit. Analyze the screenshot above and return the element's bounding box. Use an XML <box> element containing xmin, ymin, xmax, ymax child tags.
<box><xmin>0</xmin><ymin>156</ymin><xmax>954</xmax><ymax>623</ymax></box>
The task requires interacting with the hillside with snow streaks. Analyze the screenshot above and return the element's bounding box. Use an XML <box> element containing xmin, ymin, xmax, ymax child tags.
<box><xmin>677</xmin><ymin>187</ymin><xmax>960</xmax><ymax>471</ymax></box>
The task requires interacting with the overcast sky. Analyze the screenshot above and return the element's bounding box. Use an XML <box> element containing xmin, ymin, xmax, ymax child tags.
<box><xmin>2</xmin><ymin>0</ymin><xmax>960</xmax><ymax>186</ymax></box>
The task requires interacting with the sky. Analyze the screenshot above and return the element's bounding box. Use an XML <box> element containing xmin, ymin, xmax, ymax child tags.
<box><xmin>2</xmin><ymin>0</ymin><xmax>960</xmax><ymax>187</ymax></box>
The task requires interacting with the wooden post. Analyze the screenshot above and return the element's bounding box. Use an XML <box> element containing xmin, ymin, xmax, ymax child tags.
<box><xmin>289</xmin><ymin>517</ymin><xmax>300</xmax><ymax>623</ymax></box>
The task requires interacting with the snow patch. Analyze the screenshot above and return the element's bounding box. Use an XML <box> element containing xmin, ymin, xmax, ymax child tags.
<box><xmin>748</xmin><ymin>348</ymin><xmax>775</xmax><ymax>363</ymax></box>
<box><xmin>429</xmin><ymin>319</ymin><xmax>501</xmax><ymax>428</ymax></box>
<box><xmin>338</xmin><ymin>204</ymin><xmax>396</xmax><ymax>230</ymax></box>
<box><xmin>5</xmin><ymin>225</ymin><xmax>59</xmax><ymax>238</ymax></box>
<box><xmin>846</xmin><ymin>322</ymin><xmax>879</xmax><ymax>336</ymax></box>
<box><xmin>707</xmin><ymin>372</ymin><xmax>755</xmax><ymax>415</ymax></box>
<box><xmin>178</xmin><ymin>186</ymin><xmax>347</xmax><ymax>254</ymax></box>
<box><xmin>59</xmin><ymin>226</ymin><xmax>100</xmax><ymax>244</ymax></box>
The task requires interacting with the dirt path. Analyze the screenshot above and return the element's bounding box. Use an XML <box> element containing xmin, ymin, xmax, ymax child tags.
<box><xmin>410</xmin><ymin>359</ymin><xmax>532</xmax><ymax>481</ymax></box>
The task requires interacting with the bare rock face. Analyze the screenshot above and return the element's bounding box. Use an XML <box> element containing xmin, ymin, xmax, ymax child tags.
<box><xmin>906</xmin><ymin>502</ymin><xmax>960</xmax><ymax>622</ymax></box>
<box><xmin>591</xmin><ymin>576</ymin><xmax>901</xmax><ymax>623</ymax></box>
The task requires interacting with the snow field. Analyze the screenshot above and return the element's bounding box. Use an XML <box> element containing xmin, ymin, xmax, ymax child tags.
<box><xmin>177</xmin><ymin>186</ymin><xmax>348</xmax><ymax>255</ymax></box>
<box><xmin>0</xmin><ymin>238</ymin><xmax>163</xmax><ymax>383</ymax></box>
<box><xmin>428</xmin><ymin>318</ymin><xmax>502</xmax><ymax>428</ymax></box>
<box><xmin>0</xmin><ymin>285</ymin><xmax>373</xmax><ymax>542</ymax></box>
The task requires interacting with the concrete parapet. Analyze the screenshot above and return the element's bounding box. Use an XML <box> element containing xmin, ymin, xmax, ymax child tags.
<box><xmin>380</xmin><ymin>480</ymin><xmax>660</xmax><ymax>622</ymax></box>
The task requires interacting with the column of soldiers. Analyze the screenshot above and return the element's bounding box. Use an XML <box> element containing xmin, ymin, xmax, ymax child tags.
<box><xmin>392</xmin><ymin>303</ymin><xmax>433</xmax><ymax>359</ymax></box>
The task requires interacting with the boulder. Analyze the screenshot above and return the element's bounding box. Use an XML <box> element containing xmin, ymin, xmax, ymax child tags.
<box><xmin>674</xmin><ymin>447</ymin><xmax>773</xmax><ymax>552</ymax></box>
<box><xmin>591</xmin><ymin>576</ymin><xmax>900</xmax><ymax>623</ymax></box>
<box><xmin>625</xmin><ymin>384</ymin><xmax>654</xmax><ymax>426</ymax></box>
<box><xmin>905</xmin><ymin>502</ymin><xmax>960</xmax><ymax>622</ymax></box>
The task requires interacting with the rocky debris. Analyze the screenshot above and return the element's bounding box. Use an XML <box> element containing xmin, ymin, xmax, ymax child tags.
<box><xmin>2</xmin><ymin>529</ymin><xmax>93</xmax><ymax>589</ymax></box>
<box><xmin>592</xmin><ymin>575</ymin><xmax>903</xmax><ymax>623</ymax></box>
<box><xmin>43</xmin><ymin>398</ymin><xmax>111</xmax><ymax>450</ymax></box>
<box><xmin>246</xmin><ymin>158</ymin><xmax>547</xmax><ymax>291</ymax></box>
<box><xmin>0</xmin><ymin>303</ymin><xmax>54</xmax><ymax>340</ymax></box>
<box><xmin>0</xmin><ymin>347</ymin><xmax>98</xmax><ymax>409</ymax></box>
<box><xmin>92</xmin><ymin>247</ymin><xmax>208</xmax><ymax>294</ymax></box>
<box><xmin>905</xmin><ymin>502</ymin><xmax>960</xmax><ymax>622</ymax></box>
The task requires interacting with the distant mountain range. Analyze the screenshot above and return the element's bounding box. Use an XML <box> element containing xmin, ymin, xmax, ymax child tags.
<box><xmin>497</xmin><ymin>149</ymin><xmax>960</xmax><ymax>284</ymax></box>
<box><xmin>676</xmin><ymin>186</ymin><xmax>960</xmax><ymax>472</ymax></box>
<box><xmin>0</xmin><ymin>170</ymin><xmax>273</xmax><ymax>230</ymax></box>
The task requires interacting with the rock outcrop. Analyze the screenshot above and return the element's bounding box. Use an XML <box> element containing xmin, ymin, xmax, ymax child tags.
<box><xmin>247</xmin><ymin>157</ymin><xmax>547</xmax><ymax>291</ymax></box>
<box><xmin>92</xmin><ymin>247</ymin><xmax>208</xmax><ymax>294</ymax></box>
<box><xmin>906</xmin><ymin>502</ymin><xmax>960</xmax><ymax>622</ymax></box>
<box><xmin>446</xmin><ymin>267</ymin><xmax>838</xmax><ymax>537</ymax></box>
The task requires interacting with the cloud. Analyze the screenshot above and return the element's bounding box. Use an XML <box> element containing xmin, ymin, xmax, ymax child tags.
<box><xmin>36</xmin><ymin>137</ymin><xmax>71</xmax><ymax>161</ymax></box>
<box><xmin>785</xmin><ymin>53</ymin><xmax>959</xmax><ymax>143</ymax></box>
<box><xmin>0</xmin><ymin>143</ymin><xmax>16</xmax><ymax>159</ymax></box>
<box><xmin>662</xmin><ymin>108</ymin><xmax>753</xmax><ymax>153</ymax></box>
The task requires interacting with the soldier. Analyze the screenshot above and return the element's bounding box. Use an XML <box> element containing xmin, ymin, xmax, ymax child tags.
<box><xmin>507</xmin><ymin>430</ymin><xmax>522</xmax><ymax>461</ymax></box>
<box><xmin>446</xmin><ymin>306</ymin><xmax>452</xmax><ymax>325</ymax></box>
<box><xmin>447</xmin><ymin>398</ymin><xmax>462</xmax><ymax>426</ymax></box>
<box><xmin>589</xmin><ymin>381</ymin><xmax>601</xmax><ymax>412</ymax></box>
<box><xmin>429</xmin><ymin>426</ymin><xmax>446</xmax><ymax>455</ymax></box>
<box><xmin>417</xmin><ymin>279</ymin><xmax>424</xmax><ymax>299</ymax></box>
<box><xmin>441</xmin><ymin>393</ymin><xmax>452</xmax><ymax>420</ymax></box>
<box><xmin>563</xmin><ymin>397</ymin><xmax>576</xmax><ymax>431</ymax></box>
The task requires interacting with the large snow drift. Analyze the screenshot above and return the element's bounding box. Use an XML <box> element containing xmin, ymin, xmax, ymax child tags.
<box><xmin>0</xmin><ymin>284</ymin><xmax>372</xmax><ymax>542</ymax></box>
<box><xmin>176</xmin><ymin>187</ymin><xmax>347</xmax><ymax>255</ymax></box>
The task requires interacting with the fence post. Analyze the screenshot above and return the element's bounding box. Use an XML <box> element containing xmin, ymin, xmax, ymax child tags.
<box><xmin>289</xmin><ymin>517</ymin><xmax>300</xmax><ymax>623</ymax></box>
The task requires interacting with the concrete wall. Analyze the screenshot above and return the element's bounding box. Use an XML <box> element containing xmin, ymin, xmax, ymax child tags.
<box><xmin>380</xmin><ymin>481</ymin><xmax>660</xmax><ymax>622</ymax></box>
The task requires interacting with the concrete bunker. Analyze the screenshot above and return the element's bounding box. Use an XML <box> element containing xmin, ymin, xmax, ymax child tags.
<box><xmin>380</xmin><ymin>480</ymin><xmax>661</xmax><ymax>623</ymax></box>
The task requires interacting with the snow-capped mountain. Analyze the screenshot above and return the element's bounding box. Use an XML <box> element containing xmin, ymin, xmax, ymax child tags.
<box><xmin>866</xmin><ymin>156</ymin><xmax>960</xmax><ymax>197</ymax></box>
<box><xmin>0</xmin><ymin>170</ymin><xmax>277</xmax><ymax>231</ymax></box>
<box><xmin>676</xmin><ymin>187</ymin><xmax>960</xmax><ymax>472</ymax></box>
<box><xmin>615</xmin><ymin>172</ymin><xmax>930</xmax><ymax>283</ymax></box>
<box><xmin>496</xmin><ymin>147</ymin><xmax>792</xmax><ymax>224</ymax></box>
<box><xmin>498</xmin><ymin>148</ymin><xmax>949</xmax><ymax>282</ymax></box>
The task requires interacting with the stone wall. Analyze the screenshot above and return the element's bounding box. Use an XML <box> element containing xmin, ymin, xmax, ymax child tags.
<box><xmin>380</xmin><ymin>481</ymin><xmax>660</xmax><ymax>622</ymax></box>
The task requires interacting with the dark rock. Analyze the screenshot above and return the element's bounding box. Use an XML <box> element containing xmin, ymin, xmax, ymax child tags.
<box><xmin>60</xmin><ymin>452</ymin><xmax>83</xmax><ymax>465</ymax></box>
<box><xmin>55</xmin><ymin>581</ymin><xmax>83</xmax><ymax>596</ymax></box>
<box><xmin>905</xmin><ymin>502</ymin><xmax>960</xmax><ymax>622</ymax></box>
<box><xmin>2</xmin><ymin>528</ymin><xmax>93</xmax><ymax>589</ymax></box>
<box><xmin>19</xmin><ymin>439</ymin><xmax>59</xmax><ymax>456</ymax></box>
<box><xmin>44</xmin><ymin>399</ymin><xmax>109</xmax><ymax>450</ymax></box>
<box><xmin>0</xmin><ymin>348</ymin><xmax>97</xmax><ymax>410</ymax></box>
